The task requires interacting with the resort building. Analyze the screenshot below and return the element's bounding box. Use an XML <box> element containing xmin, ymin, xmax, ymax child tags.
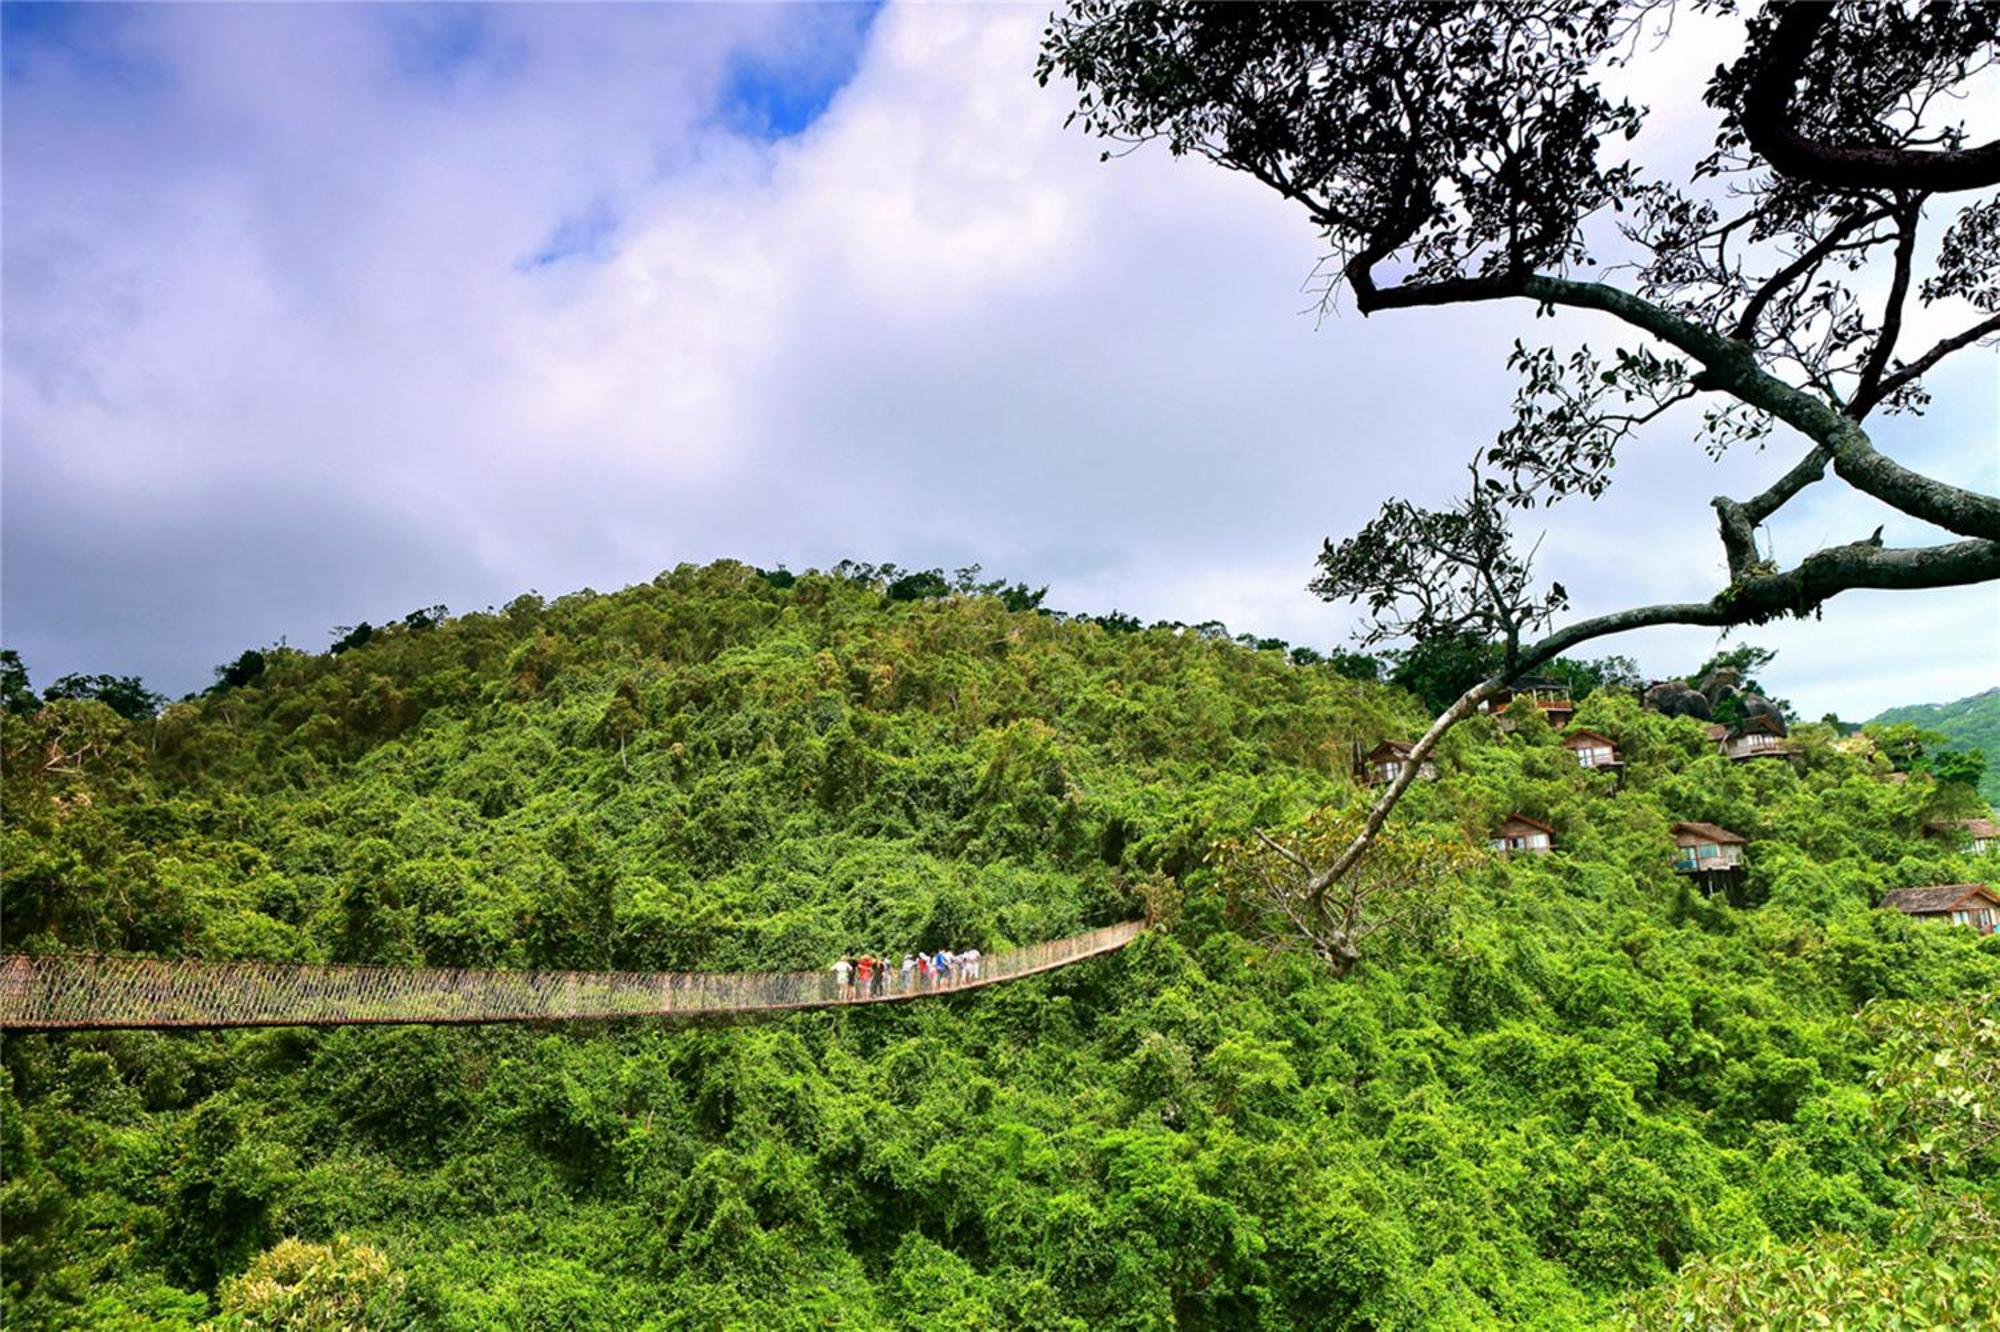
<box><xmin>1486</xmin><ymin>677</ymin><xmax>1576</xmax><ymax>729</ymax></box>
<box><xmin>1490</xmin><ymin>814</ymin><xmax>1555</xmax><ymax>855</ymax></box>
<box><xmin>1925</xmin><ymin>817</ymin><xmax>1998</xmax><ymax>855</ymax></box>
<box><xmin>1672</xmin><ymin>821</ymin><xmax>1747</xmax><ymax>894</ymax></box>
<box><xmin>1359</xmin><ymin>740</ymin><xmax>1437</xmax><ymax>787</ymax></box>
<box><xmin>1563</xmin><ymin>729</ymin><xmax>1622</xmax><ymax>771</ymax></box>
<box><xmin>1880</xmin><ymin>883</ymin><xmax>2000</xmax><ymax>935</ymax></box>
<box><xmin>1706</xmin><ymin>715</ymin><xmax>1797</xmax><ymax>762</ymax></box>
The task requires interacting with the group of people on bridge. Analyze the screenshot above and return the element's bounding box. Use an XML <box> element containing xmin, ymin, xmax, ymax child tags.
<box><xmin>829</xmin><ymin>948</ymin><xmax>981</xmax><ymax>1000</ymax></box>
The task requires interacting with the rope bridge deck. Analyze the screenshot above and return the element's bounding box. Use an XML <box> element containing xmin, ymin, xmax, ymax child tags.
<box><xmin>0</xmin><ymin>920</ymin><xmax>1146</xmax><ymax>1032</ymax></box>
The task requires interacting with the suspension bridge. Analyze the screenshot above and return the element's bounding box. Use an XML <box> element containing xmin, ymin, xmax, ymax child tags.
<box><xmin>0</xmin><ymin>920</ymin><xmax>1145</xmax><ymax>1032</ymax></box>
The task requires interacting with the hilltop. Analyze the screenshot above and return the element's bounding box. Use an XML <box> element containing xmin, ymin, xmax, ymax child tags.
<box><xmin>3</xmin><ymin>561</ymin><xmax>1996</xmax><ymax>1329</ymax></box>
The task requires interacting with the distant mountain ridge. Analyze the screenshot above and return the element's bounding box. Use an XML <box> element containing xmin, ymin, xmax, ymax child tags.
<box><xmin>1870</xmin><ymin>686</ymin><xmax>2000</xmax><ymax>804</ymax></box>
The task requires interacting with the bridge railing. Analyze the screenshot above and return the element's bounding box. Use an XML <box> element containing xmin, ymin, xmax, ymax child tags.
<box><xmin>0</xmin><ymin>920</ymin><xmax>1146</xmax><ymax>1031</ymax></box>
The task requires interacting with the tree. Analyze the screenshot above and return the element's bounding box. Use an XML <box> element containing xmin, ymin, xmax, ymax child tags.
<box><xmin>1323</xmin><ymin>648</ymin><xmax>1382</xmax><ymax>683</ymax></box>
<box><xmin>1867</xmin><ymin>990</ymin><xmax>2000</xmax><ymax>1177</ymax></box>
<box><xmin>40</xmin><ymin>672</ymin><xmax>164</xmax><ymax>721</ymax></box>
<box><xmin>402</xmin><ymin>604</ymin><xmax>448</xmax><ymax>632</ymax></box>
<box><xmin>0</xmin><ymin>650</ymin><xmax>39</xmax><ymax>714</ymax></box>
<box><xmin>210</xmin><ymin>649</ymin><xmax>267</xmax><ymax>693</ymax></box>
<box><xmin>1215</xmin><ymin>807</ymin><xmax>1471</xmax><ymax>976</ymax></box>
<box><xmin>1694</xmin><ymin>644</ymin><xmax>1779</xmax><ymax>695</ymax></box>
<box><xmin>1928</xmin><ymin>747</ymin><xmax>1988</xmax><ymax>792</ymax></box>
<box><xmin>1042</xmin><ymin>2</ymin><xmax>1999</xmax><ymax>891</ymax></box>
<box><xmin>214</xmin><ymin>1234</ymin><xmax>405</xmax><ymax>1330</ymax></box>
<box><xmin>1540</xmin><ymin>652</ymin><xmax>1642</xmax><ymax>703</ymax></box>
<box><xmin>328</xmin><ymin>622</ymin><xmax>375</xmax><ymax>655</ymax></box>
<box><xmin>1383</xmin><ymin>631</ymin><xmax>1501</xmax><ymax>715</ymax></box>
<box><xmin>598</xmin><ymin>676</ymin><xmax>646</xmax><ymax>769</ymax></box>
<box><xmin>885</xmin><ymin>569</ymin><xmax>952</xmax><ymax>602</ymax></box>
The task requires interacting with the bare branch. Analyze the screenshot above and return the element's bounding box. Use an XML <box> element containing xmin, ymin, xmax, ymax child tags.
<box><xmin>1732</xmin><ymin>206</ymin><xmax>1892</xmax><ymax>341</ymax></box>
<box><xmin>1853</xmin><ymin>203</ymin><xmax>1923</xmax><ymax>412</ymax></box>
<box><xmin>1861</xmin><ymin>312</ymin><xmax>2000</xmax><ymax>415</ymax></box>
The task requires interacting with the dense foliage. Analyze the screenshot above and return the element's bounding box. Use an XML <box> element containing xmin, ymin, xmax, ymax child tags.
<box><xmin>4</xmin><ymin>562</ymin><xmax>1996</xmax><ymax>1328</ymax></box>
<box><xmin>1870</xmin><ymin>687</ymin><xmax>2000</xmax><ymax>805</ymax></box>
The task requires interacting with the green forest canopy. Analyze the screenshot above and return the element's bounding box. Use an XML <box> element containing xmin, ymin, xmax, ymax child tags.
<box><xmin>3</xmin><ymin>561</ymin><xmax>1996</xmax><ymax>1328</ymax></box>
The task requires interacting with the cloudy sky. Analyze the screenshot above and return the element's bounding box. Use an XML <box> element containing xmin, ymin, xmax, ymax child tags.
<box><xmin>4</xmin><ymin>2</ymin><xmax>1995</xmax><ymax>718</ymax></box>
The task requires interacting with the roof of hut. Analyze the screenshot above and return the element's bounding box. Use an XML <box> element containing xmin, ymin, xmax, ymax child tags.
<box><xmin>1927</xmin><ymin>817</ymin><xmax>2000</xmax><ymax>840</ymax></box>
<box><xmin>1672</xmin><ymin>821</ymin><xmax>1747</xmax><ymax>846</ymax></box>
<box><xmin>1880</xmin><ymin>883</ymin><xmax>1999</xmax><ymax>914</ymax></box>
<box><xmin>1495</xmin><ymin>813</ymin><xmax>1556</xmax><ymax>836</ymax></box>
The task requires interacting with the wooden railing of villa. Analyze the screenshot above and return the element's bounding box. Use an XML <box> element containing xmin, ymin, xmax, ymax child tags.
<box><xmin>0</xmin><ymin>920</ymin><xmax>1146</xmax><ymax>1032</ymax></box>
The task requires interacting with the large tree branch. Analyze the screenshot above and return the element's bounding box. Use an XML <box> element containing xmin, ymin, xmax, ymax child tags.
<box><xmin>1310</xmin><ymin>534</ymin><xmax>2000</xmax><ymax>894</ymax></box>
<box><xmin>1713</xmin><ymin>441</ymin><xmax>1833</xmax><ymax>577</ymax></box>
<box><xmin>1743</xmin><ymin>4</ymin><xmax>2000</xmax><ymax>193</ymax></box>
<box><xmin>1353</xmin><ymin>269</ymin><xmax>2000</xmax><ymax>540</ymax></box>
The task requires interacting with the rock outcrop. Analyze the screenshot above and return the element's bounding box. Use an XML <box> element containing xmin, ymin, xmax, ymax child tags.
<box><xmin>1644</xmin><ymin>679</ymin><xmax>1713</xmax><ymax>720</ymax></box>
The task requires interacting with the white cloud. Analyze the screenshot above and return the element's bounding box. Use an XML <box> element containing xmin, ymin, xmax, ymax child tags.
<box><xmin>4</xmin><ymin>2</ymin><xmax>1994</xmax><ymax>719</ymax></box>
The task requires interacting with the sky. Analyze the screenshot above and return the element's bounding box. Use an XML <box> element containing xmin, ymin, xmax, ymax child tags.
<box><xmin>3</xmin><ymin>1</ymin><xmax>1995</xmax><ymax>719</ymax></box>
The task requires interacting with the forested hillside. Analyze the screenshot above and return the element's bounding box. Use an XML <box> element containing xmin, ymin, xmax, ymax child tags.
<box><xmin>4</xmin><ymin>562</ymin><xmax>1996</xmax><ymax>1329</ymax></box>
<box><xmin>1870</xmin><ymin>687</ymin><xmax>2000</xmax><ymax>806</ymax></box>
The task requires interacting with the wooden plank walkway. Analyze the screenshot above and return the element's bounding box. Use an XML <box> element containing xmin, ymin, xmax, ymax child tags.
<box><xmin>0</xmin><ymin>920</ymin><xmax>1146</xmax><ymax>1031</ymax></box>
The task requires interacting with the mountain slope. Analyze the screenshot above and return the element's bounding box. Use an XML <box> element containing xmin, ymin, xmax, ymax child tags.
<box><xmin>1871</xmin><ymin>686</ymin><xmax>2000</xmax><ymax>804</ymax></box>
<box><xmin>3</xmin><ymin>561</ymin><xmax>1996</xmax><ymax>1329</ymax></box>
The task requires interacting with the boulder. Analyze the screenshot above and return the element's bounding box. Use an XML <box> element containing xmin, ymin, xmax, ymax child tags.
<box><xmin>1738</xmin><ymin>692</ymin><xmax>1788</xmax><ymax>734</ymax></box>
<box><xmin>1696</xmin><ymin>665</ymin><xmax>1742</xmax><ymax>703</ymax></box>
<box><xmin>1644</xmin><ymin>680</ymin><xmax>1712</xmax><ymax>720</ymax></box>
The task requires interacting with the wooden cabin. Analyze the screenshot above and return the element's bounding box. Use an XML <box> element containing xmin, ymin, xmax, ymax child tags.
<box><xmin>1487</xmin><ymin>676</ymin><xmax>1575</xmax><ymax>729</ymax></box>
<box><xmin>1925</xmin><ymin>817</ymin><xmax>1998</xmax><ymax>855</ymax></box>
<box><xmin>1672</xmin><ymin>821</ymin><xmax>1747</xmax><ymax>891</ymax></box>
<box><xmin>1562</xmin><ymin>729</ymin><xmax>1622</xmax><ymax>771</ymax></box>
<box><xmin>1490</xmin><ymin>813</ymin><xmax>1555</xmax><ymax>855</ymax></box>
<box><xmin>1880</xmin><ymin>883</ymin><xmax>2000</xmax><ymax>935</ymax></box>
<box><xmin>1359</xmin><ymin>740</ymin><xmax>1437</xmax><ymax>787</ymax></box>
<box><xmin>1707</xmin><ymin>715</ymin><xmax>1796</xmax><ymax>762</ymax></box>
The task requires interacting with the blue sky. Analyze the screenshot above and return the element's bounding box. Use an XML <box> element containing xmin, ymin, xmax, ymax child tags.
<box><xmin>2</xmin><ymin>2</ymin><xmax>1995</xmax><ymax>717</ymax></box>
